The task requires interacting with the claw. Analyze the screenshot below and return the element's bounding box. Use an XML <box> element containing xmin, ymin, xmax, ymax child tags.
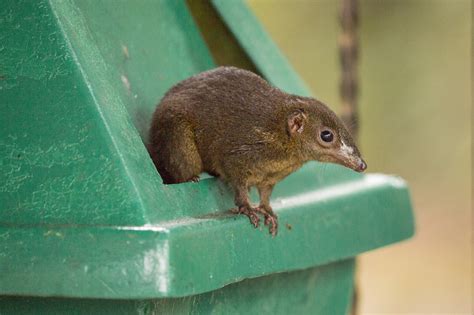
<box><xmin>231</xmin><ymin>205</ymin><xmax>278</xmax><ymax>235</ymax></box>
<box><xmin>257</xmin><ymin>206</ymin><xmax>278</xmax><ymax>237</ymax></box>
<box><xmin>265</xmin><ymin>215</ymin><xmax>278</xmax><ymax>237</ymax></box>
<box><xmin>189</xmin><ymin>175</ymin><xmax>200</xmax><ymax>182</ymax></box>
<box><xmin>247</xmin><ymin>211</ymin><xmax>260</xmax><ymax>228</ymax></box>
<box><xmin>232</xmin><ymin>206</ymin><xmax>260</xmax><ymax>228</ymax></box>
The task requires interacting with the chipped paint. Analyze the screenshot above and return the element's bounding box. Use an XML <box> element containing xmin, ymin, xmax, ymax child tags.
<box><xmin>121</xmin><ymin>74</ymin><xmax>130</xmax><ymax>91</ymax></box>
<box><xmin>121</xmin><ymin>44</ymin><xmax>129</xmax><ymax>59</ymax></box>
<box><xmin>143</xmin><ymin>240</ymin><xmax>170</xmax><ymax>293</ymax></box>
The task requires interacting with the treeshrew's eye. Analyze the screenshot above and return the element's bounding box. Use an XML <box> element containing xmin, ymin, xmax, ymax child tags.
<box><xmin>320</xmin><ymin>130</ymin><xmax>334</xmax><ymax>143</ymax></box>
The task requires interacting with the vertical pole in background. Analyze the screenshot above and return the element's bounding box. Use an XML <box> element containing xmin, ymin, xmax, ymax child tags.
<box><xmin>340</xmin><ymin>0</ymin><xmax>360</xmax><ymax>314</ymax></box>
<box><xmin>339</xmin><ymin>0</ymin><xmax>359</xmax><ymax>142</ymax></box>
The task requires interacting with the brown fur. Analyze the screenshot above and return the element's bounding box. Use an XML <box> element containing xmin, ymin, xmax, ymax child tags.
<box><xmin>149</xmin><ymin>67</ymin><xmax>366</xmax><ymax>236</ymax></box>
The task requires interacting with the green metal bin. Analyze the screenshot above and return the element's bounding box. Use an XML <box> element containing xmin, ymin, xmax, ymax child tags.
<box><xmin>0</xmin><ymin>1</ymin><xmax>414</xmax><ymax>314</ymax></box>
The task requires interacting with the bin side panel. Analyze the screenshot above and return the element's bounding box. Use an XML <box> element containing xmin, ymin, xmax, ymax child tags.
<box><xmin>0</xmin><ymin>259</ymin><xmax>354</xmax><ymax>315</ymax></box>
<box><xmin>0</xmin><ymin>0</ymin><xmax>150</xmax><ymax>225</ymax></box>
<box><xmin>49</xmin><ymin>0</ymin><xmax>219</xmax><ymax>223</ymax></box>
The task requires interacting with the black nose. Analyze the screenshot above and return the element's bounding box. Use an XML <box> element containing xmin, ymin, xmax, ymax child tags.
<box><xmin>358</xmin><ymin>160</ymin><xmax>367</xmax><ymax>172</ymax></box>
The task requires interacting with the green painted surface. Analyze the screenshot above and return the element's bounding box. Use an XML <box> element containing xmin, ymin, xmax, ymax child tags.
<box><xmin>1</xmin><ymin>0</ymin><xmax>149</xmax><ymax>226</ymax></box>
<box><xmin>186</xmin><ymin>0</ymin><xmax>259</xmax><ymax>74</ymax></box>
<box><xmin>1</xmin><ymin>170</ymin><xmax>412</xmax><ymax>299</ymax></box>
<box><xmin>0</xmin><ymin>0</ymin><xmax>415</xmax><ymax>309</ymax></box>
<box><xmin>0</xmin><ymin>259</ymin><xmax>354</xmax><ymax>315</ymax></box>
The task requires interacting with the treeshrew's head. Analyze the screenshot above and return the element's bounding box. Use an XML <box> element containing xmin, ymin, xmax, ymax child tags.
<box><xmin>286</xmin><ymin>97</ymin><xmax>367</xmax><ymax>172</ymax></box>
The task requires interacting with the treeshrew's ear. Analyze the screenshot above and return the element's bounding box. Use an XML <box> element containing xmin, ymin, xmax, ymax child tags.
<box><xmin>287</xmin><ymin>110</ymin><xmax>307</xmax><ymax>136</ymax></box>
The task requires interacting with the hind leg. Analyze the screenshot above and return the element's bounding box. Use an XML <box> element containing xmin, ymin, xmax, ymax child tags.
<box><xmin>149</xmin><ymin>121</ymin><xmax>203</xmax><ymax>184</ymax></box>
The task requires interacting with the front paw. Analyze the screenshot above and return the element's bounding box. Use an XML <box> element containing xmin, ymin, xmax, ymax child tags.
<box><xmin>232</xmin><ymin>206</ymin><xmax>261</xmax><ymax>228</ymax></box>
<box><xmin>257</xmin><ymin>206</ymin><xmax>278</xmax><ymax>236</ymax></box>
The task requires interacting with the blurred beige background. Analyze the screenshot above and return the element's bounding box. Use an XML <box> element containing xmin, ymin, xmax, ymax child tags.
<box><xmin>246</xmin><ymin>0</ymin><xmax>472</xmax><ymax>314</ymax></box>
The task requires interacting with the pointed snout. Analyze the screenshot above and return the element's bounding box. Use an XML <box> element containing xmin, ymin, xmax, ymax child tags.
<box><xmin>356</xmin><ymin>159</ymin><xmax>367</xmax><ymax>172</ymax></box>
<box><xmin>327</xmin><ymin>147</ymin><xmax>367</xmax><ymax>173</ymax></box>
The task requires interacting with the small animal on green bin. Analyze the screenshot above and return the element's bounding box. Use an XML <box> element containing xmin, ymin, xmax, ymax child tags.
<box><xmin>148</xmin><ymin>67</ymin><xmax>366</xmax><ymax>236</ymax></box>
